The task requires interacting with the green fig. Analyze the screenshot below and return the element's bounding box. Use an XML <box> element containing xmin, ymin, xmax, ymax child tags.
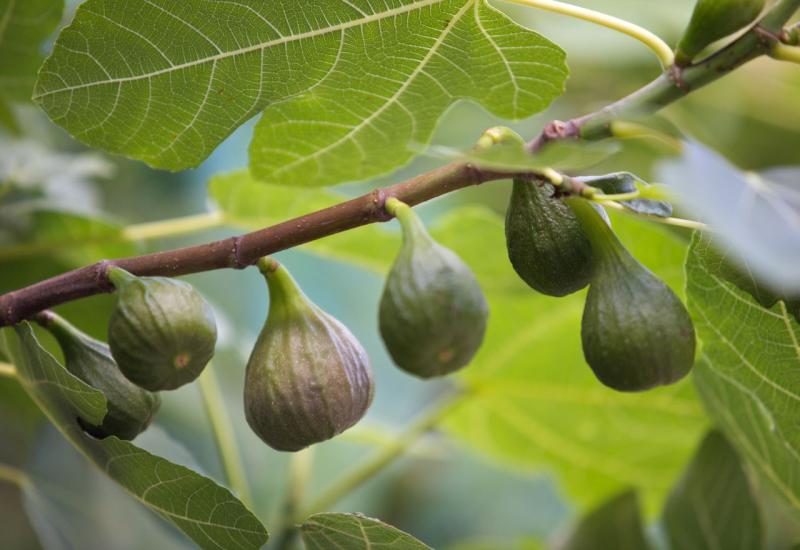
<box><xmin>567</xmin><ymin>198</ymin><xmax>696</xmax><ymax>392</ymax></box>
<box><xmin>41</xmin><ymin>312</ymin><xmax>160</xmax><ymax>440</ymax></box>
<box><xmin>505</xmin><ymin>178</ymin><xmax>594</xmax><ymax>297</ymax></box>
<box><xmin>244</xmin><ymin>258</ymin><xmax>374</xmax><ymax>452</ymax></box>
<box><xmin>676</xmin><ymin>0</ymin><xmax>765</xmax><ymax>65</ymax></box>
<box><xmin>107</xmin><ymin>267</ymin><xmax>217</xmax><ymax>391</ymax></box>
<box><xmin>379</xmin><ymin>199</ymin><xmax>488</xmax><ymax>378</ymax></box>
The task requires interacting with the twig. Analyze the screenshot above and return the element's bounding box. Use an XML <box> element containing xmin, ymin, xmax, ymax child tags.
<box><xmin>0</xmin><ymin>0</ymin><xmax>796</xmax><ymax>327</ymax></box>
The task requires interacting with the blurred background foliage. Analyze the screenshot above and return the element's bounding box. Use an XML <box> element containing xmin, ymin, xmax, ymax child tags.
<box><xmin>1</xmin><ymin>0</ymin><xmax>799</xmax><ymax>548</ymax></box>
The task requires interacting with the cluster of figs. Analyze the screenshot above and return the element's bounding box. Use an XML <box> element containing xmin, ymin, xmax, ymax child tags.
<box><xmin>39</xmin><ymin>180</ymin><xmax>697</xmax><ymax>452</ymax></box>
<box><xmin>34</xmin><ymin>0</ymin><xmax>770</xmax><ymax>453</ymax></box>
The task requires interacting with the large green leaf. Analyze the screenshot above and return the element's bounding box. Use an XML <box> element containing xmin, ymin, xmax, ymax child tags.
<box><xmin>301</xmin><ymin>513</ymin><xmax>432</xmax><ymax>549</ymax></box>
<box><xmin>686</xmin><ymin>234</ymin><xmax>800</xmax><ymax>512</ymax></box>
<box><xmin>0</xmin><ymin>209</ymin><xmax>138</xmax><ymax>265</ymax></box>
<box><xmin>662</xmin><ymin>430</ymin><xmax>764</xmax><ymax>550</ymax></box>
<box><xmin>2</xmin><ymin>323</ymin><xmax>269</xmax><ymax>550</ymax></box>
<box><xmin>556</xmin><ymin>490</ymin><xmax>649</xmax><ymax>550</ymax></box>
<box><xmin>0</xmin><ymin>0</ymin><xmax>62</xmax><ymax>102</ymax></box>
<box><xmin>34</xmin><ymin>0</ymin><xmax>567</xmax><ymax>182</ymax></box>
<box><xmin>440</xmin><ymin>207</ymin><xmax>705</xmax><ymax>512</ymax></box>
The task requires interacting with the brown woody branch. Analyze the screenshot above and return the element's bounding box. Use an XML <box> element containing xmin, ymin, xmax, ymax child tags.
<box><xmin>0</xmin><ymin>0</ymin><xmax>797</xmax><ymax>328</ymax></box>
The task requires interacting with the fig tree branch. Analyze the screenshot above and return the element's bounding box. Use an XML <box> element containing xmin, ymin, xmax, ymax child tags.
<box><xmin>0</xmin><ymin>0</ymin><xmax>797</xmax><ymax>328</ymax></box>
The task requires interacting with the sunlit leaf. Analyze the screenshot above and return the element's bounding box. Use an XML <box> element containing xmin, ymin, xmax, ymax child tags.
<box><xmin>662</xmin><ymin>430</ymin><xmax>764</xmax><ymax>550</ymax></box>
<box><xmin>421</xmin><ymin>140</ymin><xmax>618</xmax><ymax>174</ymax></box>
<box><xmin>686</xmin><ymin>234</ymin><xmax>800</xmax><ymax>513</ymax></box>
<box><xmin>2</xmin><ymin>324</ymin><xmax>269</xmax><ymax>550</ymax></box>
<box><xmin>0</xmin><ymin>0</ymin><xmax>62</xmax><ymax>102</ymax></box>
<box><xmin>301</xmin><ymin>513</ymin><xmax>432</xmax><ymax>549</ymax></box>
<box><xmin>35</xmin><ymin>0</ymin><xmax>567</xmax><ymax>184</ymax></box>
<box><xmin>0</xmin><ymin>209</ymin><xmax>138</xmax><ymax>265</ymax></box>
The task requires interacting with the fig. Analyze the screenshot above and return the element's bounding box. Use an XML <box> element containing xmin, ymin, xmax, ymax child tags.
<box><xmin>505</xmin><ymin>177</ymin><xmax>593</xmax><ymax>297</ymax></box>
<box><xmin>106</xmin><ymin>267</ymin><xmax>217</xmax><ymax>391</ymax></box>
<box><xmin>676</xmin><ymin>0</ymin><xmax>765</xmax><ymax>65</ymax></box>
<box><xmin>379</xmin><ymin>198</ymin><xmax>488</xmax><ymax>378</ymax></box>
<box><xmin>244</xmin><ymin>258</ymin><xmax>374</xmax><ymax>452</ymax></box>
<box><xmin>41</xmin><ymin>312</ymin><xmax>160</xmax><ymax>440</ymax></box>
<box><xmin>567</xmin><ymin>198</ymin><xmax>696</xmax><ymax>392</ymax></box>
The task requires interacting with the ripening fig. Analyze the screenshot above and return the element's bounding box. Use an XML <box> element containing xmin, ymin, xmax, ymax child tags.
<box><xmin>675</xmin><ymin>0</ymin><xmax>765</xmax><ymax>65</ymax></box>
<box><xmin>567</xmin><ymin>198</ymin><xmax>696</xmax><ymax>392</ymax></box>
<box><xmin>379</xmin><ymin>198</ymin><xmax>488</xmax><ymax>378</ymax></box>
<box><xmin>244</xmin><ymin>258</ymin><xmax>374</xmax><ymax>452</ymax></box>
<box><xmin>505</xmin><ymin>177</ymin><xmax>594</xmax><ymax>297</ymax></box>
<box><xmin>41</xmin><ymin>312</ymin><xmax>160</xmax><ymax>440</ymax></box>
<box><xmin>106</xmin><ymin>267</ymin><xmax>217</xmax><ymax>391</ymax></box>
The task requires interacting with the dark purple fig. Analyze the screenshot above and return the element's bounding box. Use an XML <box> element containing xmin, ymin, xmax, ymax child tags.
<box><xmin>244</xmin><ymin>258</ymin><xmax>374</xmax><ymax>452</ymax></box>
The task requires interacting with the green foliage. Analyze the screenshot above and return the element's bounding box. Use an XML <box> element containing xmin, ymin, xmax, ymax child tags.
<box><xmin>301</xmin><ymin>513</ymin><xmax>432</xmax><ymax>549</ymax></box>
<box><xmin>663</xmin><ymin>430</ymin><xmax>764</xmax><ymax>550</ymax></box>
<box><xmin>437</xmin><ymin>206</ymin><xmax>705</xmax><ymax>511</ymax></box>
<box><xmin>35</xmin><ymin>0</ymin><xmax>567</xmax><ymax>184</ymax></box>
<box><xmin>0</xmin><ymin>209</ymin><xmax>138</xmax><ymax>265</ymax></box>
<box><xmin>686</xmin><ymin>235</ymin><xmax>800</xmax><ymax>513</ymax></box>
<box><xmin>0</xmin><ymin>0</ymin><xmax>62</xmax><ymax>101</ymax></box>
<box><xmin>423</xmin><ymin>139</ymin><xmax>618</xmax><ymax>173</ymax></box>
<box><xmin>2</xmin><ymin>323</ymin><xmax>269</xmax><ymax>549</ymax></box>
<box><xmin>556</xmin><ymin>490</ymin><xmax>650</xmax><ymax>550</ymax></box>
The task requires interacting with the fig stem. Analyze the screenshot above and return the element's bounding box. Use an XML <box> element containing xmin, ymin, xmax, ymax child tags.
<box><xmin>197</xmin><ymin>364</ymin><xmax>254</xmax><ymax>509</ymax></box>
<box><xmin>502</xmin><ymin>0</ymin><xmax>675</xmax><ymax>68</ymax></box>
<box><xmin>106</xmin><ymin>266</ymin><xmax>137</xmax><ymax>289</ymax></box>
<box><xmin>296</xmin><ymin>389</ymin><xmax>469</xmax><ymax>520</ymax></box>
<box><xmin>0</xmin><ymin>463</ymin><xmax>28</xmax><ymax>487</ymax></box>
<box><xmin>602</xmin><ymin>201</ymin><xmax>708</xmax><ymax>231</ymax></box>
<box><xmin>385</xmin><ymin>198</ymin><xmax>430</xmax><ymax>244</ymax></box>
<box><xmin>771</xmin><ymin>43</ymin><xmax>800</xmax><ymax>64</ymax></box>
<box><xmin>0</xmin><ymin>361</ymin><xmax>17</xmax><ymax>379</ymax></box>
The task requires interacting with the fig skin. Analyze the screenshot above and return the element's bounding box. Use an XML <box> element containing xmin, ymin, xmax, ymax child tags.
<box><xmin>244</xmin><ymin>258</ymin><xmax>374</xmax><ymax>452</ymax></box>
<box><xmin>42</xmin><ymin>312</ymin><xmax>160</xmax><ymax>440</ymax></box>
<box><xmin>379</xmin><ymin>199</ymin><xmax>488</xmax><ymax>378</ymax></box>
<box><xmin>106</xmin><ymin>267</ymin><xmax>217</xmax><ymax>391</ymax></box>
<box><xmin>675</xmin><ymin>0</ymin><xmax>765</xmax><ymax>65</ymax></box>
<box><xmin>567</xmin><ymin>198</ymin><xmax>696</xmax><ymax>392</ymax></box>
<box><xmin>505</xmin><ymin>178</ymin><xmax>593</xmax><ymax>297</ymax></box>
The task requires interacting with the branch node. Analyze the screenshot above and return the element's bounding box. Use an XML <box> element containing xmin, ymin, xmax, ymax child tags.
<box><xmin>371</xmin><ymin>188</ymin><xmax>394</xmax><ymax>222</ymax></box>
<box><xmin>230</xmin><ymin>236</ymin><xmax>248</xmax><ymax>270</ymax></box>
<box><xmin>94</xmin><ymin>260</ymin><xmax>116</xmax><ymax>292</ymax></box>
